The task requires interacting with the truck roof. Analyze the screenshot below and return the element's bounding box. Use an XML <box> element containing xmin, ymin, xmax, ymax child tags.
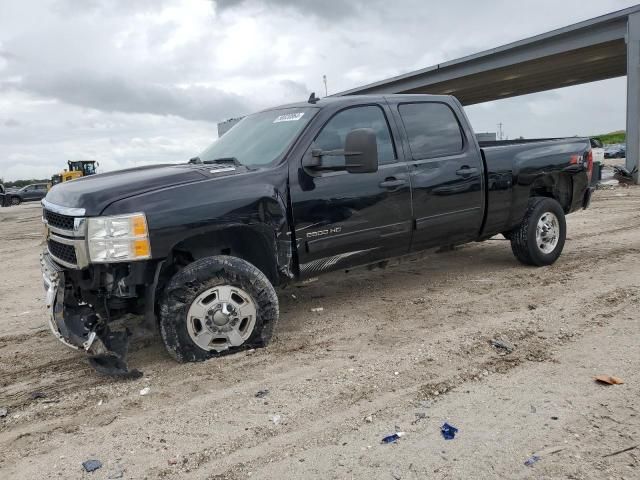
<box><xmin>263</xmin><ymin>93</ymin><xmax>457</xmax><ymax>112</ymax></box>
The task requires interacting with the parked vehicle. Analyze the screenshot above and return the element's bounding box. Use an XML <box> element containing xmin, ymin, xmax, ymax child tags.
<box><xmin>6</xmin><ymin>183</ymin><xmax>48</xmax><ymax>206</ymax></box>
<box><xmin>41</xmin><ymin>94</ymin><xmax>594</xmax><ymax>376</ymax></box>
<box><xmin>604</xmin><ymin>144</ymin><xmax>626</xmax><ymax>158</ymax></box>
<box><xmin>590</xmin><ymin>138</ymin><xmax>605</xmax><ymax>164</ymax></box>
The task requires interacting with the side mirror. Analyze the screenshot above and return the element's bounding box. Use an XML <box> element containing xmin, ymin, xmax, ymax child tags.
<box><xmin>345</xmin><ymin>128</ymin><xmax>378</xmax><ymax>174</ymax></box>
<box><xmin>302</xmin><ymin>128</ymin><xmax>378</xmax><ymax>173</ymax></box>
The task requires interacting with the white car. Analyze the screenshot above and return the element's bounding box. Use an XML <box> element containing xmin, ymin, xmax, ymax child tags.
<box><xmin>590</xmin><ymin>138</ymin><xmax>605</xmax><ymax>163</ymax></box>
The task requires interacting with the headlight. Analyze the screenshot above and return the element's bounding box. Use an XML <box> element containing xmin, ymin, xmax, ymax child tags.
<box><xmin>87</xmin><ymin>213</ymin><xmax>151</xmax><ymax>263</ymax></box>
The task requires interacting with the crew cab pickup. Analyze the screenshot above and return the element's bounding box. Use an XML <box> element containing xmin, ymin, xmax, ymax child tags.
<box><xmin>41</xmin><ymin>94</ymin><xmax>594</xmax><ymax>376</ymax></box>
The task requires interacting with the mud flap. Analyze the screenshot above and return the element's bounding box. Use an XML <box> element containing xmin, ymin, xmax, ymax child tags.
<box><xmin>87</xmin><ymin>327</ymin><xmax>142</xmax><ymax>379</ymax></box>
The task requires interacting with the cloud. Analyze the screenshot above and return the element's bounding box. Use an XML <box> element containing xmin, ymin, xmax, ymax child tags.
<box><xmin>4</xmin><ymin>118</ymin><xmax>21</xmax><ymax>127</ymax></box>
<box><xmin>9</xmin><ymin>72</ymin><xmax>252</xmax><ymax>123</ymax></box>
<box><xmin>0</xmin><ymin>0</ymin><xmax>634</xmax><ymax>180</ymax></box>
<box><xmin>214</xmin><ymin>0</ymin><xmax>374</xmax><ymax>19</ymax></box>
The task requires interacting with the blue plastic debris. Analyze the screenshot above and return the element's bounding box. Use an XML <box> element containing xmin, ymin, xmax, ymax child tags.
<box><xmin>524</xmin><ymin>455</ymin><xmax>541</xmax><ymax>467</ymax></box>
<box><xmin>381</xmin><ymin>432</ymin><xmax>406</xmax><ymax>444</ymax></box>
<box><xmin>440</xmin><ymin>422</ymin><xmax>458</xmax><ymax>440</ymax></box>
<box><xmin>82</xmin><ymin>459</ymin><xmax>103</xmax><ymax>473</ymax></box>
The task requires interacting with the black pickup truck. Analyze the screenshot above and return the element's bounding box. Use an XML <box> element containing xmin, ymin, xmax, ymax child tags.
<box><xmin>41</xmin><ymin>94</ymin><xmax>594</xmax><ymax>376</ymax></box>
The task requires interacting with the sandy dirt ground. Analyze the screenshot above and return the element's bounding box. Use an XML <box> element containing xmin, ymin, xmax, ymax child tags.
<box><xmin>0</xmin><ymin>185</ymin><xmax>639</xmax><ymax>479</ymax></box>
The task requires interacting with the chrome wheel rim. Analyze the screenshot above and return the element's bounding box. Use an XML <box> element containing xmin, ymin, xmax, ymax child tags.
<box><xmin>536</xmin><ymin>212</ymin><xmax>560</xmax><ymax>254</ymax></box>
<box><xmin>187</xmin><ymin>285</ymin><xmax>257</xmax><ymax>352</ymax></box>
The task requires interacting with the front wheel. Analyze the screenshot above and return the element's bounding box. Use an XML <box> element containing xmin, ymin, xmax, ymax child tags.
<box><xmin>159</xmin><ymin>256</ymin><xmax>279</xmax><ymax>363</ymax></box>
<box><xmin>510</xmin><ymin>197</ymin><xmax>566</xmax><ymax>266</ymax></box>
<box><xmin>10</xmin><ymin>196</ymin><xmax>21</xmax><ymax>206</ymax></box>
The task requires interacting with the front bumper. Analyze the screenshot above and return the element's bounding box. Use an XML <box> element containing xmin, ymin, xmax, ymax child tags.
<box><xmin>40</xmin><ymin>251</ymin><xmax>142</xmax><ymax>378</ymax></box>
<box><xmin>41</xmin><ymin>251</ymin><xmax>89</xmax><ymax>350</ymax></box>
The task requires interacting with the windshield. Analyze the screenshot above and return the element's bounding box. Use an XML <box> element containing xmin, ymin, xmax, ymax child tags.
<box><xmin>198</xmin><ymin>107</ymin><xmax>316</xmax><ymax>167</ymax></box>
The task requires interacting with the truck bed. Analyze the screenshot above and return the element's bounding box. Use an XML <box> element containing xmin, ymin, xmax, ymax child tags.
<box><xmin>479</xmin><ymin>137</ymin><xmax>592</xmax><ymax>238</ymax></box>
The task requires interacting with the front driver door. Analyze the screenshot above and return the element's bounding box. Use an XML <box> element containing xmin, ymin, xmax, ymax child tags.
<box><xmin>290</xmin><ymin>103</ymin><xmax>412</xmax><ymax>278</ymax></box>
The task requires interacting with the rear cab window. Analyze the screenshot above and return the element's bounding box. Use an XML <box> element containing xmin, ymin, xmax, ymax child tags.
<box><xmin>397</xmin><ymin>102</ymin><xmax>464</xmax><ymax>159</ymax></box>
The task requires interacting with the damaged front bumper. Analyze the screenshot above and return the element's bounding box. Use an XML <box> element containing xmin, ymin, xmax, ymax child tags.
<box><xmin>40</xmin><ymin>251</ymin><xmax>142</xmax><ymax>378</ymax></box>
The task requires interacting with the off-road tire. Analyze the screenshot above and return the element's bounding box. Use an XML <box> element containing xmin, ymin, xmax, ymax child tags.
<box><xmin>159</xmin><ymin>255</ymin><xmax>279</xmax><ymax>362</ymax></box>
<box><xmin>10</xmin><ymin>196</ymin><xmax>21</xmax><ymax>206</ymax></box>
<box><xmin>510</xmin><ymin>197</ymin><xmax>566</xmax><ymax>266</ymax></box>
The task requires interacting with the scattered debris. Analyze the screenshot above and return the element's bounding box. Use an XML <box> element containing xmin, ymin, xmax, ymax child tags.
<box><xmin>255</xmin><ymin>389</ymin><xmax>269</xmax><ymax>398</ymax></box>
<box><xmin>139</xmin><ymin>387</ymin><xmax>150</xmax><ymax>396</ymax></box>
<box><xmin>271</xmin><ymin>414</ymin><xmax>281</xmax><ymax>425</ymax></box>
<box><xmin>412</xmin><ymin>412</ymin><xmax>427</xmax><ymax>425</ymax></box>
<box><xmin>246</xmin><ymin>349</ymin><xmax>255</xmax><ymax>355</ymax></box>
<box><xmin>527</xmin><ymin>304</ymin><xmax>537</xmax><ymax>310</ymax></box>
<box><xmin>441</xmin><ymin>422</ymin><xmax>458</xmax><ymax>440</ymax></box>
<box><xmin>97</xmin><ymin>399</ymin><xmax>103</xmax><ymax>406</ymax></box>
<box><xmin>82</xmin><ymin>459</ymin><xmax>103</xmax><ymax>473</ymax></box>
<box><xmin>530</xmin><ymin>405</ymin><xmax>537</xmax><ymax>414</ymax></box>
<box><xmin>594</xmin><ymin>375</ymin><xmax>624</xmax><ymax>385</ymax></box>
<box><xmin>381</xmin><ymin>432</ymin><xmax>405</xmax><ymax>444</ymax></box>
<box><xmin>310</xmin><ymin>307</ymin><xmax>324</xmax><ymax>313</ymax></box>
<box><xmin>524</xmin><ymin>455</ymin><xmax>541</xmax><ymax>467</ymax></box>
<box><xmin>394</xmin><ymin>371</ymin><xmax>400</xmax><ymax>376</ymax></box>
<box><xmin>603</xmin><ymin>444</ymin><xmax>638</xmax><ymax>458</ymax></box>
<box><xmin>168</xmin><ymin>458</ymin><xmax>178</xmax><ymax>465</ymax></box>
<box><xmin>535</xmin><ymin>446</ymin><xmax>564</xmax><ymax>456</ymax></box>
<box><xmin>0</xmin><ymin>407</ymin><xmax>7</xmax><ymax>418</ymax></box>
<box><xmin>551</xmin><ymin>416</ymin><xmax>559</xmax><ymax>420</ymax></box>
<box><xmin>490</xmin><ymin>337</ymin><xmax>515</xmax><ymax>353</ymax></box>
<box><xmin>107</xmin><ymin>467</ymin><xmax>124</xmax><ymax>479</ymax></box>
<box><xmin>364</xmin><ymin>415</ymin><xmax>373</xmax><ymax>423</ymax></box>
<box><xmin>613</xmin><ymin>165</ymin><xmax>637</xmax><ymax>184</ymax></box>
<box><xmin>30</xmin><ymin>391</ymin><xmax>47</xmax><ymax>400</ymax></box>
<box><xmin>291</xmin><ymin>293</ymin><xmax>297</xmax><ymax>300</ymax></box>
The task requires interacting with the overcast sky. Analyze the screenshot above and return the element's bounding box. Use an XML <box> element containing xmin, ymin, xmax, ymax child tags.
<box><xmin>0</xmin><ymin>0</ymin><xmax>635</xmax><ymax>181</ymax></box>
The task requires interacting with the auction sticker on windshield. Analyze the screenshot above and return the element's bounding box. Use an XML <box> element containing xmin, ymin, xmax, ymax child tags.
<box><xmin>273</xmin><ymin>112</ymin><xmax>305</xmax><ymax>123</ymax></box>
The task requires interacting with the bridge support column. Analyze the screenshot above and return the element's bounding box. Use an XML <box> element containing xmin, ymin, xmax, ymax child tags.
<box><xmin>627</xmin><ymin>12</ymin><xmax>640</xmax><ymax>183</ymax></box>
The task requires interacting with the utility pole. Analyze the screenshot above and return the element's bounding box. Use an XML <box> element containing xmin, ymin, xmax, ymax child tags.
<box><xmin>323</xmin><ymin>75</ymin><xmax>328</xmax><ymax>97</ymax></box>
<box><xmin>497</xmin><ymin>122</ymin><xmax>504</xmax><ymax>141</ymax></box>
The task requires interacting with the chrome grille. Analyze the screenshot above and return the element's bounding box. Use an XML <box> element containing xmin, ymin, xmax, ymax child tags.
<box><xmin>42</xmin><ymin>200</ymin><xmax>89</xmax><ymax>269</ymax></box>
<box><xmin>44</xmin><ymin>209</ymin><xmax>75</xmax><ymax>230</ymax></box>
<box><xmin>47</xmin><ymin>239</ymin><xmax>78</xmax><ymax>265</ymax></box>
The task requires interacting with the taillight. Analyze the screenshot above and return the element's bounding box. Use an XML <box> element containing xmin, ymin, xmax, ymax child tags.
<box><xmin>586</xmin><ymin>149</ymin><xmax>593</xmax><ymax>182</ymax></box>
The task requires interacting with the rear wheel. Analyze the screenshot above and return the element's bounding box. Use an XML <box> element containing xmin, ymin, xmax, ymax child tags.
<box><xmin>159</xmin><ymin>255</ymin><xmax>279</xmax><ymax>363</ymax></box>
<box><xmin>510</xmin><ymin>197</ymin><xmax>566</xmax><ymax>266</ymax></box>
<box><xmin>10</xmin><ymin>196</ymin><xmax>21</xmax><ymax>206</ymax></box>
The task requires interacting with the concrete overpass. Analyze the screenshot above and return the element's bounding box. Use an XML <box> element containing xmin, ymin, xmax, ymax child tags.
<box><xmin>338</xmin><ymin>5</ymin><xmax>640</xmax><ymax>182</ymax></box>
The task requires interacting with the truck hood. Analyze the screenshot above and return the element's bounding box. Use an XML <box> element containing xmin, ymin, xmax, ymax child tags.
<box><xmin>44</xmin><ymin>164</ymin><xmax>240</xmax><ymax>216</ymax></box>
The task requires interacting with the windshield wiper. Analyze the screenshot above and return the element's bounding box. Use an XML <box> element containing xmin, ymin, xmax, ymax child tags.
<box><xmin>203</xmin><ymin>157</ymin><xmax>242</xmax><ymax>166</ymax></box>
<box><xmin>189</xmin><ymin>156</ymin><xmax>243</xmax><ymax>167</ymax></box>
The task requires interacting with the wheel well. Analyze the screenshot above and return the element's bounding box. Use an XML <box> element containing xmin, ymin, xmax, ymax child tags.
<box><xmin>168</xmin><ymin>227</ymin><xmax>279</xmax><ymax>285</ymax></box>
<box><xmin>529</xmin><ymin>174</ymin><xmax>572</xmax><ymax>212</ymax></box>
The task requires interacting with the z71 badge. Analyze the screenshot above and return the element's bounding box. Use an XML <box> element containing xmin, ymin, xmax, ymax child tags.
<box><xmin>306</xmin><ymin>227</ymin><xmax>341</xmax><ymax>238</ymax></box>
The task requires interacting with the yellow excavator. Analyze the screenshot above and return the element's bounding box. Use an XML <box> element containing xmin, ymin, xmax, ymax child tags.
<box><xmin>49</xmin><ymin>160</ymin><xmax>98</xmax><ymax>190</ymax></box>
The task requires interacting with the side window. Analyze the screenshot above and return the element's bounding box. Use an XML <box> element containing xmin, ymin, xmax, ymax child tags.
<box><xmin>314</xmin><ymin>105</ymin><xmax>396</xmax><ymax>167</ymax></box>
<box><xmin>398</xmin><ymin>103</ymin><xmax>464</xmax><ymax>159</ymax></box>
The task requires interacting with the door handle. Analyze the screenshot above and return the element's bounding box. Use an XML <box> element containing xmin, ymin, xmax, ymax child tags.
<box><xmin>379</xmin><ymin>178</ymin><xmax>407</xmax><ymax>189</ymax></box>
<box><xmin>456</xmin><ymin>166</ymin><xmax>478</xmax><ymax>177</ymax></box>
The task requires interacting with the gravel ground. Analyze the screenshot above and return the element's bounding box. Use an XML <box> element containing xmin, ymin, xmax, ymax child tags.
<box><xmin>0</xmin><ymin>185</ymin><xmax>639</xmax><ymax>479</ymax></box>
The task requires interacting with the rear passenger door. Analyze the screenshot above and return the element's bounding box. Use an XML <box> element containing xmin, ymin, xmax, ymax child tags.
<box><xmin>393</xmin><ymin>100</ymin><xmax>484</xmax><ymax>250</ymax></box>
